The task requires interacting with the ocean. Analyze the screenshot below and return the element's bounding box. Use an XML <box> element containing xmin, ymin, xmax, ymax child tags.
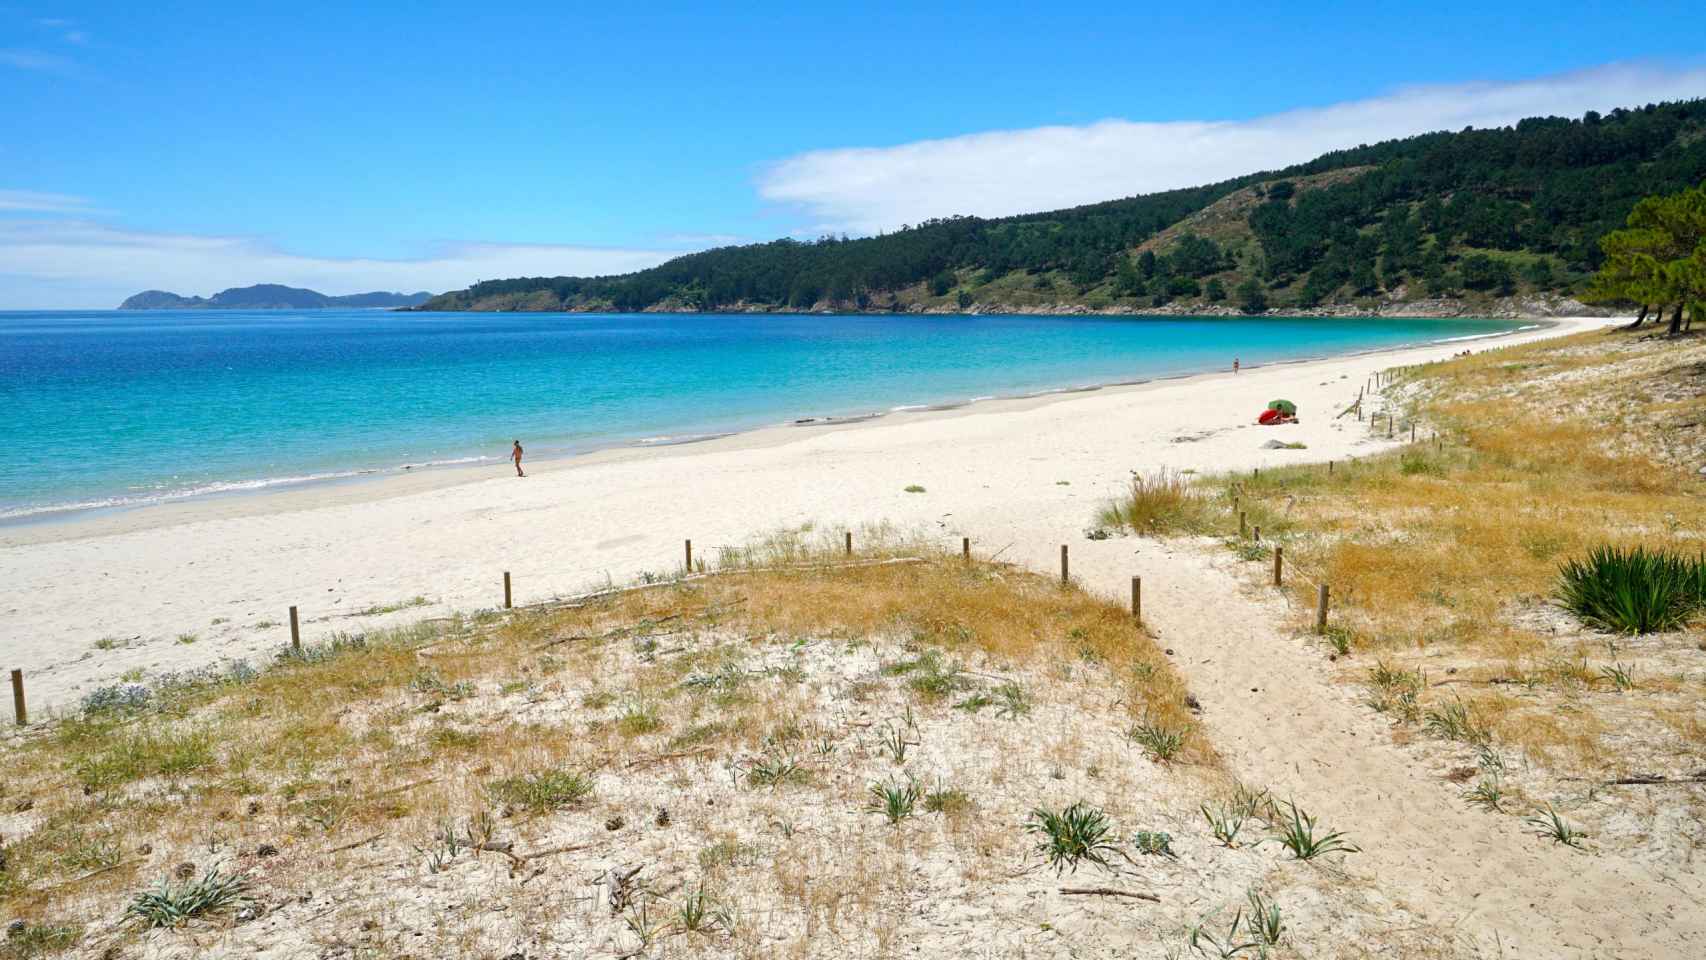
<box><xmin>0</xmin><ymin>310</ymin><xmax>1524</xmax><ymax>521</ymax></box>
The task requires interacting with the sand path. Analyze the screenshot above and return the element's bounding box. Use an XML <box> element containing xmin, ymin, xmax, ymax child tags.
<box><xmin>1017</xmin><ymin>535</ymin><xmax>1706</xmax><ymax>958</ymax></box>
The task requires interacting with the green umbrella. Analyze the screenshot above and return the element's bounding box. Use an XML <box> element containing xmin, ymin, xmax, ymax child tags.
<box><xmin>1267</xmin><ymin>399</ymin><xmax>1297</xmax><ymax>415</ymax></box>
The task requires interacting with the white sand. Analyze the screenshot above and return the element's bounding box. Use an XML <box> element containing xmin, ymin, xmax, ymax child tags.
<box><xmin>14</xmin><ymin>313</ymin><xmax>1706</xmax><ymax>957</ymax></box>
<box><xmin>1</xmin><ymin>316</ymin><xmax>1609</xmax><ymax>713</ymax></box>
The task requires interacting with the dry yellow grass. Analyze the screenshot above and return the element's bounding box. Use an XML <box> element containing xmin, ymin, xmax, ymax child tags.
<box><xmin>1202</xmin><ymin>325</ymin><xmax>1706</xmax><ymax>855</ymax></box>
<box><xmin>0</xmin><ymin>548</ymin><xmax>1224</xmax><ymax>958</ymax></box>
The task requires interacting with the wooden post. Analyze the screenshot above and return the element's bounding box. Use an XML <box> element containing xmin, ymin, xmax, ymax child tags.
<box><xmin>1130</xmin><ymin>576</ymin><xmax>1142</xmax><ymax>624</ymax></box>
<box><xmin>1273</xmin><ymin>545</ymin><xmax>1283</xmax><ymax>586</ymax></box>
<box><xmin>1060</xmin><ymin>544</ymin><xmax>1069</xmax><ymax>584</ymax></box>
<box><xmin>1328</xmin><ymin>460</ymin><xmax>1334</xmax><ymax>475</ymax></box>
<box><xmin>289</xmin><ymin>605</ymin><xmax>301</xmax><ymax>652</ymax></box>
<box><xmin>685</xmin><ymin>539</ymin><xmax>693</xmax><ymax>572</ymax></box>
<box><xmin>503</xmin><ymin>571</ymin><xmax>512</xmax><ymax>610</ymax></box>
<box><xmin>10</xmin><ymin>669</ymin><xmax>24</xmax><ymax>727</ymax></box>
<box><xmin>1316</xmin><ymin>583</ymin><xmax>1330</xmax><ymax>635</ymax></box>
<box><xmin>1239</xmin><ymin>512</ymin><xmax>1247</xmax><ymax>538</ymax></box>
<box><xmin>1253</xmin><ymin>525</ymin><xmax>1261</xmax><ymax>543</ymax></box>
<box><xmin>1410</xmin><ymin>422</ymin><xmax>1416</xmax><ymax>442</ymax></box>
<box><xmin>962</xmin><ymin>536</ymin><xmax>971</xmax><ymax>561</ymax></box>
<box><xmin>845</xmin><ymin>530</ymin><xmax>853</xmax><ymax>556</ymax></box>
<box><xmin>1387</xmin><ymin>414</ymin><xmax>1394</xmax><ymax>439</ymax></box>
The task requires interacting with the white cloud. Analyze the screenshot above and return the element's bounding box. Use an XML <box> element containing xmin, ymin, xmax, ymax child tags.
<box><xmin>657</xmin><ymin>232</ymin><xmax>749</xmax><ymax>247</ymax></box>
<box><xmin>0</xmin><ymin>190</ymin><xmax>95</xmax><ymax>213</ymax></box>
<box><xmin>758</xmin><ymin>61</ymin><xmax>1706</xmax><ymax>234</ymax></box>
<box><xmin>0</xmin><ymin>220</ymin><xmax>687</xmax><ymax>309</ymax></box>
<box><xmin>0</xmin><ymin>48</ymin><xmax>74</xmax><ymax>73</ymax></box>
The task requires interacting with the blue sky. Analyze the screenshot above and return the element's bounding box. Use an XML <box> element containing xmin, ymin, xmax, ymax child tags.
<box><xmin>2</xmin><ymin>1</ymin><xmax>1704</xmax><ymax>307</ymax></box>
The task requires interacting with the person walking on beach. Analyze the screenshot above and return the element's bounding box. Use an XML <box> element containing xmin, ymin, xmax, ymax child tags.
<box><xmin>511</xmin><ymin>440</ymin><xmax>525</xmax><ymax>477</ymax></box>
<box><xmin>1233</xmin><ymin>357</ymin><xmax>1240</xmax><ymax>375</ymax></box>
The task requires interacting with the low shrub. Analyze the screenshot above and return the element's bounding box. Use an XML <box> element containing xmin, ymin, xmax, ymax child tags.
<box><xmin>1557</xmin><ymin>545</ymin><xmax>1705</xmax><ymax>634</ymax></box>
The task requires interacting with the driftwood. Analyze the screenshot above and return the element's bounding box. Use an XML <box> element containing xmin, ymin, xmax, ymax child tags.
<box><xmin>1059</xmin><ymin>886</ymin><xmax>1161</xmax><ymax>903</ymax></box>
<box><xmin>325</xmin><ymin>832</ymin><xmax>384</xmax><ymax>854</ymax></box>
<box><xmin>518</xmin><ymin>842</ymin><xmax>592</xmax><ymax>861</ymax></box>
<box><xmin>624</xmin><ymin>749</ymin><xmax>710</xmax><ymax>770</ymax></box>
<box><xmin>1606</xmin><ymin>774</ymin><xmax>1706</xmax><ymax>786</ymax></box>
<box><xmin>535</xmin><ymin>617</ymin><xmax>683</xmax><ymax>651</ymax></box>
<box><xmin>362</xmin><ymin>777</ymin><xmax>440</xmax><ymax>800</ymax></box>
<box><xmin>603</xmin><ymin>863</ymin><xmax>645</xmax><ymax>913</ymax></box>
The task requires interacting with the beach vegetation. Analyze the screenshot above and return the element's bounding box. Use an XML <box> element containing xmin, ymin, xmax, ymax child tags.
<box><xmin>124</xmin><ymin>868</ymin><xmax>248</xmax><ymax>928</ymax></box>
<box><xmin>1557</xmin><ymin>545</ymin><xmax>1705</xmax><ymax>634</ymax></box>
<box><xmin>486</xmin><ymin>768</ymin><xmax>593</xmax><ymax>812</ymax></box>
<box><xmin>1098</xmin><ymin>467</ymin><xmax>1212</xmax><ymax>535</ymax></box>
<box><xmin>1525</xmin><ymin>804</ymin><xmax>1587</xmax><ymax>848</ymax></box>
<box><xmin>1027</xmin><ymin>802</ymin><xmax>1118</xmax><ymax>874</ymax></box>
<box><xmin>1271</xmin><ymin>801</ymin><xmax>1358</xmax><ymax>860</ymax></box>
<box><xmin>867</xmin><ymin>778</ymin><xmax>923</xmax><ymax>824</ymax></box>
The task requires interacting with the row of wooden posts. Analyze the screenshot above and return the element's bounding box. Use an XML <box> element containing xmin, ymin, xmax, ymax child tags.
<box><xmin>9</xmin><ymin>515</ymin><xmax>1343</xmax><ymax>727</ymax></box>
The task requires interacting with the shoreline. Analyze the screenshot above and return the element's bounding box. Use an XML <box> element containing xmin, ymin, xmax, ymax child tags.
<box><xmin>0</xmin><ymin>317</ymin><xmax>1545</xmax><ymax>538</ymax></box>
<box><xmin>0</xmin><ymin>315</ymin><xmax>1611</xmax><ymax>712</ymax></box>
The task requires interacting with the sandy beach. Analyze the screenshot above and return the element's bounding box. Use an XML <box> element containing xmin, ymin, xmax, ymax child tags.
<box><xmin>1</xmin><ymin>316</ymin><xmax>1613</xmax><ymax>713</ymax></box>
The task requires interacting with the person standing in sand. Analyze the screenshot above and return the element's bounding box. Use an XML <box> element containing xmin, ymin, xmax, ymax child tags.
<box><xmin>511</xmin><ymin>440</ymin><xmax>525</xmax><ymax>477</ymax></box>
<box><xmin>1233</xmin><ymin>358</ymin><xmax>1240</xmax><ymax>375</ymax></box>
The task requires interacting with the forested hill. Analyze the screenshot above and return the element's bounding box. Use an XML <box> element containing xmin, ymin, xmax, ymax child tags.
<box><xmin>421</xmin><ymin>99</ymin><xmax>1706</xmax><ymax>315</ymax></box>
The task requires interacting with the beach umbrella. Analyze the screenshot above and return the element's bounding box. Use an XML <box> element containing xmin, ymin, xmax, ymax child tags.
<box><xmin>1267</xmin><ymin>399</ymin><xmax>1297</xmax><ymax>415</ymax></box>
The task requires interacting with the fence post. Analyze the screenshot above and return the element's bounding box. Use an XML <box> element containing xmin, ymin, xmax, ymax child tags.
<box><xmin>1060</xmin><ymin>544</ymin><xmax>1069</xmax><ymax>584</ymax></box>
<box><xmin>10</xmin><ymin>669</ymin><xmax>24</xmax><ymax>727</ymax></box>
<box><xmin>1273</xmin><ymin>546</ymin><xmax>1283</xmax><ymax>586</ymax></box>
<box><xmin>1410</xmin><ymin>422</ymin><xmax>1416</xmax><ymax>442</ymax></box>
<box><xmin>1253</xmin><ymin>524</ymin><xmax>1261</xmax><ymax>543</ymax></box>
<box><xmin>289</xmin><ymin>605</ymin><xmax>301</xmax><ymax>652</ymax></box>
<box><xmin>1239</xmin><ymin>512</ymin><xmax>1247</xmax><ymax>538</ymax></box>
<box><xmin>1328</xmin><ymin>460</ymin><xmax>1334</xmax><ymax>475</ymax></box>
<box><xmin>1130</xmin><ymin>576</ymin><xmax>1142</xmax><ymax>624</ymax></box>
<box><xmin>1316</xmin><ymin>583</ymin><xmax>1330</xmax><ymax>635</ymax></box>
<box><xmin>845</xmin><ymin>531</ymin><xmax>852</xmax><ymax>556</ymax></box>
<box><xmin>962</xmin><ymin>536</ymin><xmax>971</xmax><ymax>561</ymax></box>
<box><xmin>503</xmin><ymin>571</ymin><xmax>512</xmax><ymax>610</ymax></box>
<box><xmin>685</xmin><ymin>539</ymin><xmax>693</xmax><ymax>572</ymax></box>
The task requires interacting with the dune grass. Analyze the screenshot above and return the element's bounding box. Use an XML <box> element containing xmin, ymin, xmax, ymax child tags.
<box><xmin>1096</xmin><ymin>467</ymin><xmax>1215</xmax><ymax>535</ymax></box>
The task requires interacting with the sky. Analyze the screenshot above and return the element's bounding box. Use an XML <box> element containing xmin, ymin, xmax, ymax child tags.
<box><xmin>2</xmin><ymin>2</ymin><xmax>1705</xmax><ymax>308</ymax></box>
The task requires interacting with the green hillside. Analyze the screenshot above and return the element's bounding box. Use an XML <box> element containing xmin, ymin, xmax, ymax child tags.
<box><xmin>421</xmin><ymin>100</ymin><xmax>1706</xmax><ymax>314</ymax></box>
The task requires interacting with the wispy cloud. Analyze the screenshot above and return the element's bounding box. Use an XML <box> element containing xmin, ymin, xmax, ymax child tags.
<box><xmin>0</xmin><ymin>189</ymin><xmax>96</xmax><ymax>213</ymax></box>
<box><xmin>759</xmin><ymin>61</ymin><xmax>1706</xmax><ymax>234</ymax></box>
<box><xmin>0</xmin><ymin>220</ymin><xmax>689</xmax><ymax>309</ymax></box>
<box><xmin>0</xmin><ymin>48</ymin><xmax>74</xmax><ymax>73</ymax></box>
<box><xmin>657</xmin><ymin>232</ymin><xmax>749</xmax><ymax>248</ymax></box>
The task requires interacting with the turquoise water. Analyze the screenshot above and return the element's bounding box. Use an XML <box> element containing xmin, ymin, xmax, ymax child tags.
<box><xmin>0</xmin><ymin>310</ymin><xmax>1524</xmax><ymax>520</ymax></box>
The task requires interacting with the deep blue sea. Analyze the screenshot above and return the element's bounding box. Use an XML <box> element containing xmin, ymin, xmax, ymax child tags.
<box><xmin>0</xmin><ymin>310</ymin><xmax>1525</xmax><ymax>520</ymax></box>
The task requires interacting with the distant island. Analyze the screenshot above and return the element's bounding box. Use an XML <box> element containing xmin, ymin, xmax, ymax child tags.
<box><xmin>418</xmin><ymin>99</ymin><xmax>1706</xmax><ymax>317</ymax></box>
<box><xmin>119</xmin><ymin>284</ymin><xmax>433</xmax><ymax>310</ymax></box>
